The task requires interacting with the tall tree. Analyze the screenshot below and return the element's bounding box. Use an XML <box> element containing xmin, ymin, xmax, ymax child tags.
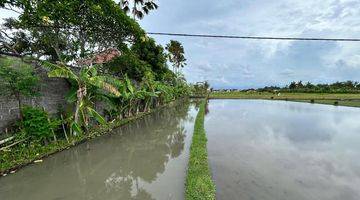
<box><xmin>131</xmin><ymin>37</ymin><xmax>168</xmax><ymax>80</ymax></box>
<box><xmin>119</xmin><ymin>0</ymin><xmax>158</xmax><ymax>20</ymax></box>
<box><xmin>165</xmin><ymin>40</ymin><xmax>187</xmax><ymax>73</ymax></box>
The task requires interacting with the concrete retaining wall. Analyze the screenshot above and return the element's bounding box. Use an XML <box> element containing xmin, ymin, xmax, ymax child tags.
<box><xmin>0</xmin><ymin>67</ymin><xmax>71</xmax><ymax>134</ymax></box>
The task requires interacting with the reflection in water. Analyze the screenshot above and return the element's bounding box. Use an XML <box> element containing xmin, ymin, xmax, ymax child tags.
<box><xmin>206</xmin><ymin>100</ymin><xmax>360</xmax><ymax>200</ymax></box>
<box><xmin>0</xmin><ymin>101</ymin><xmax>196</xmax><ymax>200</ymax></box>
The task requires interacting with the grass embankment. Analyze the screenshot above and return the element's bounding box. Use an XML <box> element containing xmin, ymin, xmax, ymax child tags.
<box><xmin>186</xmin><ymin>100</ymin><xmax>216</xmax><ymax>200</ymax></box>
<box><xmin>210</xmin><ymin>91</ymin><xmax>360</xmax><ymax>107</ymax></box>
<box><xmin>0</xmin><ymin>102</ymin><xmax>176</xmax><ymax>175</ymax></box>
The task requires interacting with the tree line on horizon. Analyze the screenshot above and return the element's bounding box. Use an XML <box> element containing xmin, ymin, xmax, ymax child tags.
<box><xmin>246</xmin><ymin>81</ymin><xmax>360</xmax><ymax>93</ymax></box>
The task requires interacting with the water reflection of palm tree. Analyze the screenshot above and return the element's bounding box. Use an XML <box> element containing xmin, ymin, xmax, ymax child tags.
<box><xmin>169</xmin><ymin>126</ymin><xmax>186</xmax><ymax>158</ymax></box>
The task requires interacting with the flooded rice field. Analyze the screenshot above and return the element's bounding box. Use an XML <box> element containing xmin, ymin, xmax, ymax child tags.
<box><xmin>2</xmin><ymin>99</ymin><xmax>360</xmax><ymax>200</ymax></box>
<box><xmin>205</xmin><ymin>100</ymin><xmax>360</xmax><ymax>200</ymax></box>
<box><xmin>0</xmin><ymin>102</ymin><xmax>197</xmax><ymax>200</ymax></box>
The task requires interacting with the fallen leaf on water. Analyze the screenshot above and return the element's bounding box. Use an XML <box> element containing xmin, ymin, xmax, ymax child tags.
<box><xmin>34</xmin><ymin>159</ymin><xmax>43</xmax><ymax>163</ymax></box>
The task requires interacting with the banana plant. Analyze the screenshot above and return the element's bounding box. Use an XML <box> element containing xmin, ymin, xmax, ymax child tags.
<box><xmin>42</xmin><ymin>61</ymin><xmax>123</xmax><ymax>135</ymax></box>
<box><xmin>155</xmin><ymin>82</ymin><xmax>174</xmax><ymax>105</ymax></box>
<box><xmin>139</xmin><ymin>72</ymin><xmax>160</xmax><ymax>112</ymax></box>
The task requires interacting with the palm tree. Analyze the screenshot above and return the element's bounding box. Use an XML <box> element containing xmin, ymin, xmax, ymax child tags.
<box><xmin>119</xmin><ymin>0</ymin><xmax>158</xmax><ymax>20</ymax></box>
<box><xmin>165</xmin><ymin>40</ymin><xmax>187</xmax><ymax>73</ymax></box>
<box><xmin>43</xmin><ymin>62</ymin><xmax>122</xmax><ymax>135</ymax></box>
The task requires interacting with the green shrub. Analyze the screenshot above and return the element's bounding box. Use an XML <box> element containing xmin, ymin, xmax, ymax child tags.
<box><xmin>21</xmin><ymin>106</ymin><xmax>55</xmax><ymax>143</ymax></box>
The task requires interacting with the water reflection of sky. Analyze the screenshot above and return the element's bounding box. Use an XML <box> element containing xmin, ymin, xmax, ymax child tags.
<box><xmin>206</xmin><ymin>100</ymin><xmax>360</xmax><ymax>200</ymax></box>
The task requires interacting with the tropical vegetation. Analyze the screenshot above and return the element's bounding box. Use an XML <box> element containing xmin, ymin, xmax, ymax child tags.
<box><xmin>0</xmin><ymin>0</ymin><xmax>191</xmax><ymax>173</ymax></box>
<box><xmin>192</xmin><ymin>81</ymin><xmax>211</xmax><ymax>97</ymax></box>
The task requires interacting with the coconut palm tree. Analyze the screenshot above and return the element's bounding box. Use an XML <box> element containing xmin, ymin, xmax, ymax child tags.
<box><xmin>42</xmin><ymin>61</ymin><xmax>122</xmax><ymax>135</ymax></box>
<box><xmin>119</xmin><ymin>0</ymin><xmax>158</xmax><ymax>20</ymax></box>
<box><xmin>165</xmin><ymin>40</ymin><xmax>187</xmax><ymax>73</ymax></box>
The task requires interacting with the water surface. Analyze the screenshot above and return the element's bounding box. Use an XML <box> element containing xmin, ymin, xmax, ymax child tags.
<box><xmin>206</xmin><ymin>100</ymin><xmax>360</xmax><ymax>200</ymax></box>
<box><xmin>0</xmin><ymin>102</ymin><xmax>196</xmax><ymax>200</ymax></box>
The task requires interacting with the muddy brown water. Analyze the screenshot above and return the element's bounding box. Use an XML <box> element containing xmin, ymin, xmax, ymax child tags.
<box><xmin>206</xmin><ymin>100</ymin><xmax>360</xmax><ymax>200</ymax></box>
<box><xmin>0</xmin><ymin>102</ymin><xmax>197</xmax><ymax>200</ymax></box>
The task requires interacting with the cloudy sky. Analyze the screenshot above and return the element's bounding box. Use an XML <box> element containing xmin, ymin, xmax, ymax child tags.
<box><xmin>140</xmin><ymin>0</ymin><xmax>360</xmax><ymax>89</ymax></box>
<box><xmin>1</xmin><ymin>0</ymin><xmax>360</xmax><ymax>89</ymax></box>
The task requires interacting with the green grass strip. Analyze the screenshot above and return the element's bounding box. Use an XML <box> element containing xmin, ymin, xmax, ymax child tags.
<box><xmin>186</xmin><ymin>100</ymin><xmax>216</xmax><ymax>200</ymax></box>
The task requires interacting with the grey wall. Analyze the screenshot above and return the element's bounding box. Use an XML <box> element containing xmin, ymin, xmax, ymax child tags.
<box><xmin>0</xmin><ymin>67</ymin><xmax>71</xmax><ymax>134</ymax></box>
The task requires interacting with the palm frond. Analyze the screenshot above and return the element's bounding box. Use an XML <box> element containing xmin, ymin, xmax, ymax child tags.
<box><xmin>134</xmin><ymin>10</ymin><xmax>144</xmax><ymax>19</ymax></box>
<box><xmin>65</xmin><ymin>86</ymin><xmax>78</xmax><ymax>103</ymax></box>
<box><xmin>125</xmin><ymin>76</ymin><xmax>135</xmax><ymax>94</ymax></box>
<box><xmin>88</xmin><ymin>65</ymin><xmax>98</xmax><ymax>76</ymax></box>
<box><xmin>135</xmin><ymin>0</ymin><xmax>145</xmax><ymax>5</ymax></box>
<box><xmin>88</xmin><ymin>76</ymin><xmax>122</xmax><ymax>97</ymax></box>
<box><xmin>144</xmin><ymin>91</ymin><xmax>158</xmax><ymax>97</ymax></box>
<box><xmin>123</xmin><ymin>6</ymin><xmax>130</xmax><ymax>13</ymax></box>
<box><xmin>47</xmin><ymin>68</ymin><xmax>77</xmax><ymax>80</ymax></box>
<box><xmin>153</xmin><ymin>2</ymin><xmax>158</xmax><ymax>9</ymax></box>
<box><xmin>42</xmin><ymin>61</ymin><xmax>78</xmax><ymax>81</ymax></box>
<box><xmin>121</xmin><ymin>0</ymin><xmax>129</xmax><ymax>6</ymax></box>
<box><xmin>71</xmin><ymin>121</ymin><xmax>83</xmax><ymax>135</ymax></box>
<box><xmin>145</xmin><ymin>2</ymin><xmax>156</xmax><ymax>10</ymax></box>
<box><xmin>41</xmin><ymin>61</ymin><xmax>61</xmax><ymax>71</ymax></box>
<box><xmin>87</xmin><ymin>107</ymin><xmax>106</xmax><ymax>125</ymax></box>
<box><xmin>142</xmin><ymin>6</ymin><xmax>149</xmax><ymax>14</ymax></box>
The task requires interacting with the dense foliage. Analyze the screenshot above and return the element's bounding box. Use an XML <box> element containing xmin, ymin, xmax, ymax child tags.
<box><xmin>131</xmin><ymin>37</ymin><xmax>169</xmax><ymax>80</ymax></box>
<box><xmin>0</xmin><ymin>0</ymin><xmax>191</xmax><ymax>172</ymax></box>
<box><xmin>1</xmin><ymin>0</ymin><xmax>144</xmax><ymax>61</ymax></box>
<box><xmin>192</xmin><ymin>81</ymin><xmax>210</xmax><ymax>97</ymax></box>
<box><xmin>21</xmin><ymin>106</ymin><xmax>59</xmax><ymax>143</ymax></box>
